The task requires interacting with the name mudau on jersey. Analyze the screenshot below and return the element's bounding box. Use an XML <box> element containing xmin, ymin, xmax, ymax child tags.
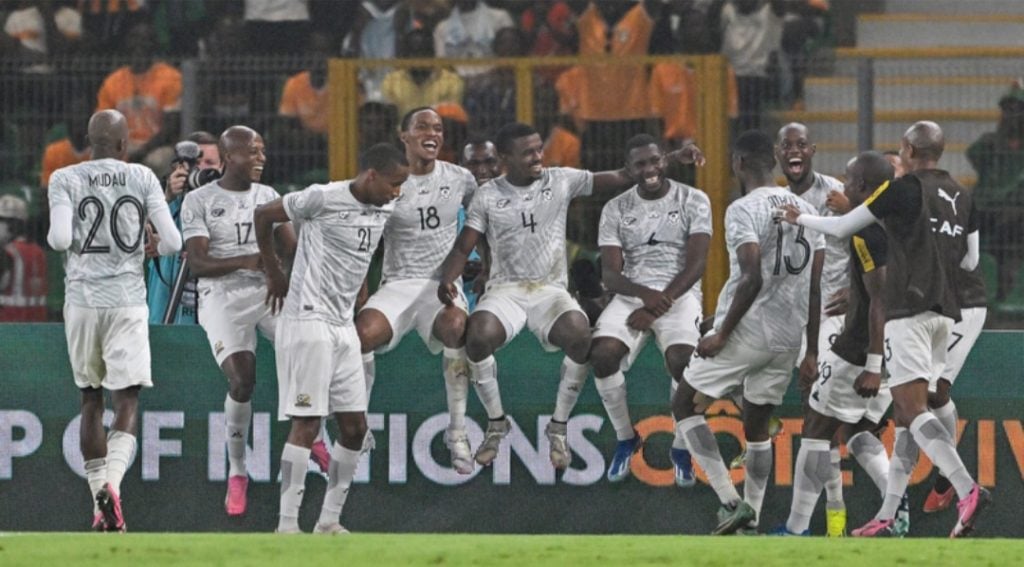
<box><xmin>88</xmin><ymin>172</ymin><xmax>126</xmax><ymax>188</ymax></box>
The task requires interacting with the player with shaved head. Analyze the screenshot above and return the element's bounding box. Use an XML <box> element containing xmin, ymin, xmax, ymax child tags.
<box><xmin>180</xmin><ymin>125</ymin><xmax>298</xmax><ymax>517</ymax></box>
<box><xmin>778</xmin><ymin>121</ymin><xmax>990</xmax><ymax>538</ymax></box>
<box><xmin>48</xmin><ymin>109</ymin><xmax>182</xmax><ymax>532</ymax></box>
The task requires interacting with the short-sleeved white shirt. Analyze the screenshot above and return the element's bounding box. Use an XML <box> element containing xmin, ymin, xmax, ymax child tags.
<box><xmin>381</xmin><ymin>160</ymin><xmax>475</xmax><ymax>282</ymax></box>
<box><xmin>465</xmin><ymin>167</ymin><xmax>593</xmax><ymax>288</ymax></box>
<box><xmin>281</xmin><ymin>181</ymin><xmax>393</xmax><ymax>325</ymax></box>
<box><xmin>598</xmin><ymin>180</ymin><xmax>713</xmax><ymax>292</ymax></box>
<box><xmin>714</xmin><ymin>186</ymin><xmax>824</xmax><ymax>352</ymax></box>
<box><xmin>48</xmin><ymin>158</ymin><xmax>169</xmax><ymax>308</ymax></box>
<box><xmin>181</xmin><ymin>181</ymin><xmax>281</xmax><ymax>293</ymax></box>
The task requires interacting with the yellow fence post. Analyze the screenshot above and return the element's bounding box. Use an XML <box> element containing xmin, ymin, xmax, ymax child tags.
<box><xmin>515</xmin><ymin>59</ymin><xmax>534</xmax><ymax>126</ymax></box>
<box><xmin>696</xmin><ymin>54</ymin><xmax>731</xmax><ymax>316</ymax></box>
<box><xmin>328</xmin><ymin>58</ymin><xmax>360</xmax><ymax>181</ymax></box>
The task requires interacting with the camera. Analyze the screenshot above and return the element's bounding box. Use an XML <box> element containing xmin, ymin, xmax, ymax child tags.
<box><xmin>172</xmin><ymin>140</ymin><xmax>221</xmax><ymax>191</ymax></box>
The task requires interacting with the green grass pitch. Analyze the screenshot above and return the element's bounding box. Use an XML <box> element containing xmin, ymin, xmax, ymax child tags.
<box><xmin>1</xmin><ymin>533</ymin><xmax>1022</xmax><ymax>566</ymax></box>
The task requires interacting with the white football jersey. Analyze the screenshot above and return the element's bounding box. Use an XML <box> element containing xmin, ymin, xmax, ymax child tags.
<box><xmin>465</xmin><ymin>167</ymin><xmax>593</xmax><ymax>288</ymax></box>
<box><xmin>281</xmin><ymin>181</ymin><xmax>394</xmax><ymax>325</ymax></box>
<box><xmin>714</xmin><ymin>186</ymin><xmax>824</xmax><ymax>352</ymax></box>
<box><xmin>792</xmin><ymin>172</ymin><xmax>848</xmax><ymax>309</ymax></box>
<box><xmin>381</xmin><ymin>160</ymin><xmax>475</xmax><ymax>282</ymax></box>
<box><xmin>48</xmin><ymin>158</ymin><xmax>169</xmax><ymax>308</ymax></box>
<box><xmin>181</xmin><ymin>181</ymin><xmax>280</xmax><ymax>293</ymax></box>
<box><xmin>598</xmin><ymin>180</ymin><xmax>713</xmax><ymax>292</ymax></box>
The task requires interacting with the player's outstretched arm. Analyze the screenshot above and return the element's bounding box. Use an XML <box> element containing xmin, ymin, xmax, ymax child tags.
<box><xmin>779</xmin><ymin>203</ymin><xmax>877</xmax><ymax>240</ymax></box>
<box><xmin>438</xmin><ymin>226</ymin><xmax>481</xmax><ymax>305</ymax></box>
<box><xmin>662</xmin><ymin>232</ymin><xmax>711</xmax><ymax>300</ymax></box>
<box><xmin>148</xmin><ymin>204</ymin><xmax>182</xmax><ymax>256</ymax></box>
<box><xmin>254</xmin><ymin>199</ymin><xmax>291</xmax><ymax>314</ymax></box>
<box><xmin>600</xmin><ymin>245</ymin><xmax>672</xmax><ymax>316</ymax></box>
<box><xmin>855</xmin><ymin>264</ymin><xmax>887</xmax><ymax>398</ymax></box>
<box><xmin>799</xmin><ymin>249</ymin><xmax>825</xmax><ymax>391</ymax></box>
<box><xmin>698</xmin><ymin>242</ymin><xmax>761</xmax><ymax>357</ymax></box>
<box><xmin>589</xmin><ymin>142</ymin><xmax>706</xmax><ymax>198</ymax></box>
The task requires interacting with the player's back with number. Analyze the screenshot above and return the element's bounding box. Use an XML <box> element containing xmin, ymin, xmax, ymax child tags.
<box><xmin>719</xmin><ymin>186</ymin><xmax>822</xmax><ymax>351</ymax></box>
<box><xmin>49</xmin><ymin>159</ymin><xmax>167</xmax><ymax>306</ymax></box>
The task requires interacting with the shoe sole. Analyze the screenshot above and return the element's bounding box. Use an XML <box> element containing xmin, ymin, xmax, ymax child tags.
<box><xmin>952</xmin><ymin>488</ymin><xmax>992</xmax><ymax>538</ymax></box>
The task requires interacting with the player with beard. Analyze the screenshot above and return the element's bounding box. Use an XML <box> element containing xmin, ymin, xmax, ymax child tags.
<box><xmin>437</xmin><ymin>122</ymin><xmax>704</xmax><ymax>470</ymax></box>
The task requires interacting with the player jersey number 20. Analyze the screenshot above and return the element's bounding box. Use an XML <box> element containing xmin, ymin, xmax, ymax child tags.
<box><xmin>78</xmin><ymin>195</ymin><xmax>145</xmax><ymax>254</ymax></box>
<box><xmin>773</xmin><ymin>224</ymin><xmax>810</xmax><ymax>276</ymax></box>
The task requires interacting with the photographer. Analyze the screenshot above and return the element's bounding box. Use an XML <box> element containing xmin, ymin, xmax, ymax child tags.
<box><xmin>145</xmin><ymin>131</ymin><xmax>222</xmax><ymax>325</ymax></box>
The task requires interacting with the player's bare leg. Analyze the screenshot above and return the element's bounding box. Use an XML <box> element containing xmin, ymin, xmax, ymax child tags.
<box><xmin>673</xmin><ymin>378</ymin><xmax>753</xmax><ymax>534</ymax></box>
<box><xmin>221</xmin><ymin>352</ymin><xmax>256</xmax><ymax>515</ymax></box>
<box><xmin>545</xmin><ymin>311</ymin><xmax>591</xmax><ymax>470</ymax></box>
<box><xmin>314</xmin><ymin>411</ymin><xmax>366</xmax><ymax>535</ymax></box>
<box><xmin>464</xmin><ymin>311</ymin><xmax>509</xmax><ymax>465</ymax></box>
<box><xmin>94</xmin><ymin>386</ymin><xmax>139</xmax><ymax>533</ymax></box>
<box><xmin>665</xmin><ymin>344</ymin><xmax>696</xmax><ymax>487</ymax></box>
<box><xmin>431</xmin><ymin>305</ymin><xmax>474</xmax><ymax>474</ymax></box>
<box><xmin>590</xmin><ymin>337</ymin><xmax>640</xmax><ymax>482</ymax></box>
<box><xmin>80</xmin><ymin>388</ymin><xmax>108</xmax><ymax>531</ymax></box>
<box><xmin>356</xmin><ymin>308</ymin><xmax>394</xmax><ymax>454</ymax></box>
<box><xmin>925</xmin><ymin>378</ymin><xmax>957</xmax><ymax>512</ymax></box>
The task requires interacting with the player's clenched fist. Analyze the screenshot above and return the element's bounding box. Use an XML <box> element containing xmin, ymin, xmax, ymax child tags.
<box><xmin>437</xmin><ymin>280</ymin><xmax>459</xmax><ymax>306</ymax></box>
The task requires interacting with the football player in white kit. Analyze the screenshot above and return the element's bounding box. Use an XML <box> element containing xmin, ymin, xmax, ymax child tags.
<box><xmin>356</xmin><ymin>108</ymin><xmax>484</xmax><ymax>474</ymax></box>
<box><xmin>180</xmin><ymin>126</ymin><xmax>298</xmax><ymax>516</ymax></box>
<box><xmin>47</xmin><ymin>110</ymin><xmax>182</xmax><ymax>532</ymax></box>
<box><xmin>255</xmin><ymin>143</ymin><xmax>408</xmax><ymax>534</ymax></box>
<box><xmin>776</xmin><ymin>122</ymin><xmax>895</xmax><ymax>536</ymax></box>
<box><xmin>437</xmin><ymin>122</ymin><xmax>704</xmax><ymax>470</ymax></box>
<box><xmin>775</xmin><ymin>151</ymin><xmax>895</xmax><ymax>536</ymax></box>
<box><xmin>672</xmin><ymin>130</ymin><xmax>825</xmax><ymax>535</ymax></box>
<box><xmin>589</xmin><ymin>134</ymin><xmax>712</xmax><ymax>486</ymax></box>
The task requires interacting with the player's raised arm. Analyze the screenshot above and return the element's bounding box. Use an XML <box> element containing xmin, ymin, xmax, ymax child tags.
<box><xmin>437</xmin><ymin>226</ymin><xmax>481</xmax><ymax>305</ymax></box>
<box><xmin>591</xmin><ymin>141</ymin><xmax>706</xmax><ymax>197</ymax></box>
<box><xmin>254</xmin><ymin>198</ymin><xmax>291</xmax><ymax>313</ymax></box>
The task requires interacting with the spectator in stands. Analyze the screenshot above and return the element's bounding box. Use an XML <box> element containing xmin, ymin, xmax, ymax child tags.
<box><xmin>79</xmin><ymin>0</ymin><xmax>147</xmax><ymax>53</ymax></box>
<box><xmin>41</xmin><ymin>96</ymin><xmax>91</xmax><ymax>197</ymax></box>
<box><xmin>146</xmin><ymin>130</ymin><xmax>221</xmax><ymax>325</ymax></box>
<box><xmin>675</xmin><ymin>0</ymin><xmax>724</xmax><ymax>54</ymax></box>
<box><xmin>0</xmin><ymin>195</ymin><xmax>46</xmax><ymax>322</ymax></box>
<box><xmin>720</xmin><ymin>0</ymin><xmax>784</xmax><ymax>131</ymax></box>
<box><xmin>95</xmin><ymin>22</ymin><xmax>181</xmax><ymax>173</ymax></box>
<box><xmin>381</xmin><ymin>28</ymin><xmax>464</xmax><ymax>117</ymax></box>
<box><xmin>344</xmin><ymin>1</ymin><xmax>401</xmax><ymax>102</ymax></box>
<box><xmin>463</xmin><ymin>26</ymin><xmax>523</xmax><ymax>134</ymax></box>
<box><xmin>573</xmin><ymin>0</ymin><xmax>662</xmax><ymax>172</ymax></box>
<box><xmin>358</xmin><ymin>101</ymin><xmax>399</xmax><ymax>148</ymax></box>
<box><xmin>520</xmin><ymin>1</ymin><xmax>576</xmax><ymax>60</ymax></box>
<box><xmin>436</xmin><ymin>102</ymin><xmax>470</xmax><ymax>164</ymax></box>
<box><xmin>394</xmin><ymin>0</ymin><xmax>450</xmax><ymax>33</ymax></box>
<box><xmin>243</xmin><ymin>0</ymin><xmax>311</xmax><ymax>56</ymax></box>
<box><xmin>780</xmin><ymin>0</ymin><xmax>828</xmax><ymax>108</ymax></box>
<box><xmin>274</xmin><ymin>31</ymin><xmax>334</xmax><ymax>184</ymax></box>
<box><xmin>967</xmin><ymin>80</ymin><xmax>1024</xmax><ymax>302</ymax></box>
<box><xmin>200</xmin><ymin>12</ymin><xmax>258</xmax><ymax>136</ymax></box>
<box><xmin>434</xmin><ymin>0</ymin><xmax>513</xmax><ymax>88</ymax></box>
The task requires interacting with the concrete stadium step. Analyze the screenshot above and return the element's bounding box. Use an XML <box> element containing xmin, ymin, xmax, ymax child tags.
<box><xmin>831</xmin><ymin>54</ymin><xmax>1024</xmax><ymax>78</ymax></box>
<box><xmin>884</xmin><ymin>0</ymin><xmax>1024</xmax><ymax>15</ymax></box>
<box><xmin>803</xmin><ymin>76</ymin><xmax>1011</xmax><ymax>112</ymax></box>
<box><xmin>857</xmin><ymin>14</ymin><xmax>1024</xmax><ymax>48</ymax></box>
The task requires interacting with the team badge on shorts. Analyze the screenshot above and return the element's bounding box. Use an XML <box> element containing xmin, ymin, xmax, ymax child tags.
<box><xmin>215</xmin><ymin>340</ymin><xmax>224</xmax><ymax>355</ymax></box>
<box><xmin>295</xmin><ymin>394</ymin><xmax>312</xmax><ymax>408</ymax></box>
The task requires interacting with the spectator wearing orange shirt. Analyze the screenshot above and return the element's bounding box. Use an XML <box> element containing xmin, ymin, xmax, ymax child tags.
<box><xmin>275</xmin><ymin>31</ymin><xmax>335</xmax><ymax>184</ymax></box>
<box><xmin>95</xmin><ymin>22</ymin><xmax>181</xmax><ymax>171</ymax></box>
<box><xmin>41</xmin><ymin>97</ymin><xmax>91</xmax><ymax>193</ymax></box>
<box><xmin>381</xmin><ymin>28</ymin><xmax>465</xmax><ymax>117</ymax></box>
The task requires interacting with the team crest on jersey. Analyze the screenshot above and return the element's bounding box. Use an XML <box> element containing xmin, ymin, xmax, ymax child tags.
<box><xmin>212</xmin><ymin>208</ymin><xmax>225</xmax><ymax>217</ymax></box>
<box><xmin>439</xmin><ymin>186</ymin><xmax>451</xmax><ymax>200</ymax></box>
<box><xmin>648</xmin><ymin>211</ymin><xmax>660</xmax><ymax>219</ymax></box>
<box><xmin>623</xmin><ymin>216</ymin><xmax>637</xmax><ymax>226</ymax></box>
<box><xmin>496</xmin><ymin>198</ymin><xmax>511</xmax><ymax>209</ymax></box>
<box><xmin>339</xmin><ymin>212</ymin><xmax>351</xmax><ymax>220</ymax></box>
<box><xmin>237</xmin><ymin>200</ymin><xmax>248</xmax><ymax>209</ymax></box>
<box><xmin>295</xmin><ymin>394</ymin><xmax>312</xmax><ymax>408</ymax></box>
<box><xmin>668</xmin><ymin>210</ymin><xmax>681</xmax><ymax>223</ymax></box>
<box><xmin>542</xmin><ymin>189</ymin><xmax>553</xmax><ymax>201</ymax></box>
